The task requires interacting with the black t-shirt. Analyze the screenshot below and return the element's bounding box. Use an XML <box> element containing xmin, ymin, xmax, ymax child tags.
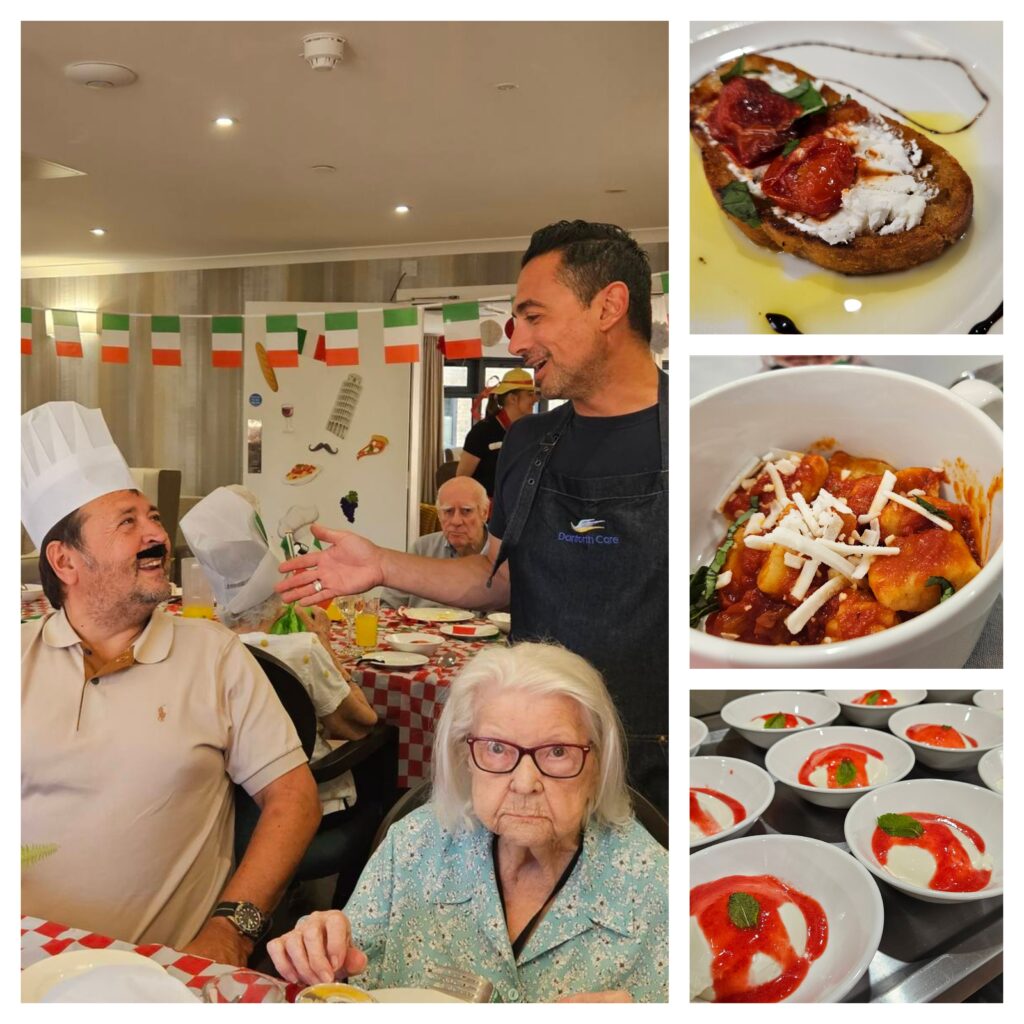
<box><xmin>461</xmin><ymin>414</ymin><xmax>507</xmax><ymax>497</ymax></box>
<box><xmin>490</xmin><ymin>397</ymin><xmax>662</xmax><ymax>540</ymax></box>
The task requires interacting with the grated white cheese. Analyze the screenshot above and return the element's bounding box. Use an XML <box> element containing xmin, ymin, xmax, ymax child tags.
<box><xmin>775</xmin><ymin>457</ymin><xmax>798</xmax><ymax>475</ymax></box>
<box><xmin>817</xmin><ymin>540</ymin><xmax>901</xmax><ymax>556</ymax></box>
<box><xmin>762</xmin><ymin>500</ymin><xmax>786</xmax><ymax>531</ymax></box>
<box><xmin>785</xmin><ymin>575</ymin><xmax>846</xmax><ymax>634</ymax></box>
<box><xmin>765</xmin><ymin>462</ymin><xmax>790</xmax><ymax>505</ymax></box>
<box><xmin>743</xmin><ymin>534</ymin><xmax>773</xmax><ymax>551</ymax></box>
<box><xmin>792</xmin><ymin>492</ymin><xmax>822</xmax><ymax>537</ymax></box>
<box><xmin>907</xmin><ymin>488</ymin><xmax>926</xmax><ymax>497</ymax></box>
<box><xmin>765</xmin><ymin>528</ymin><xmax>859</xmax><ymax>579</ymax></box>
<box><xmin>744</xmin><ymin>512</ymin><xmax>767</xmax><ymax>535</ymax></box>
<box><xmin>859</xmin><ymin>470</ymin><xmax>897</xmax><ymax>524</ymax></box>
<box><xmin>783</xmin><ymin>552</ymin><xmax>805</xmax><ymax>570</ymax></box>
<box><xmin>885</xmin><ymin>534</ymin><xmax>896</xmax><ymax>545</ymax></box>
<box><xmin>883</xmin><ymin>490</ymin><xmax>954</xmax><ymax>531</ymax></box>
<box><xmin>790</xmin><ymin>558</ymin><xmax>820</xmax><ymax>601</ymax></box>
<box><xmin>715</xmin><ymin>571</ymin><xmax>733</xmax><ymax>590</ymax></box>
<box><xmin>840</xmin><ymin>469</ymin><xmax>851</xmax><ymax>480</ymax></box>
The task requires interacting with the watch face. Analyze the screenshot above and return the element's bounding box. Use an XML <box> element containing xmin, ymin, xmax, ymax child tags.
<box><xmin>234</xmin><ymin>903</ymin><xmax>264</xmax><ymax>937</ymax></box>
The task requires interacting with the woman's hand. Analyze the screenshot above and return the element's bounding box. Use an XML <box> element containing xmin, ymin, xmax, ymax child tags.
<box><xmin>276</xmin><ymin>524</ymin><xmax>385</xmax><ymax>606</ymax></box>
<box><xmin>555</xmin><ymin>991</ymin><xmax>633</xmax><ymax>1002</ymax></box>
<box><xmin>266</xmin><ymin>910</ymin><xmax>368</xmax><ymax>987</ymax></box>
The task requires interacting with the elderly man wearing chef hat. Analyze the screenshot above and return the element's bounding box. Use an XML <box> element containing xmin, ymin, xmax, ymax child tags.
<box><xmin>21</xmin><ymin>401</ymin><xmax>321</xmax><ymax>966</ymax></box>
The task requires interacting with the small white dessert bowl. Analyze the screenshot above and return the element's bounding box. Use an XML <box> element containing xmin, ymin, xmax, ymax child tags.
<box><xmin>922</xmin><ymin>690</ymin><xmax>976</xmax><ymax>704</ymax></box>
<box><xmin>824</xmin><ymin>689</ymin><xmax>927</xmax><ymax>728</ymax></box>
<box><xmin>844</xmin><ymin>779</ymin><xmax>1003</xmax><ymax>904</ymax></box>
<box><xmin>764</xmin><ymin>726</ymin><xmax>915</xmax><ymax>810</ymax></box>
<box><xmin>978</xmin><ymin>747</ymin><xmax>1004</xmax><ymax>794</ymax></box>
<box><xmin>384</xmin><ymin>632</ymin><xmax>443</xmax><ymax>657</ymax></box>
<box><xmin>689</xmin><ymin>756</ymin><xmax>775</xmax><ymax>850</ymax></box>
<box><xmin>721</xmin><ymin>691</ymin><xmax>841</xmax><ymax>750</ymax></box>
<box><xmin>486</xmin><ymin>611</ymin><xmax>511</xmax><ymax>635</ymax></box>
<box><xmin>887</xmin><ymin>703</ymin><xmax>1002</xmax><ymax>771</ymax></box>
<box><xmin>972</xmin><ymin>689</ymin><xmax>1003</xmax><ymax>713</ymax></box>
<box><xmin>690</xmin><ymin>716</ymin><xmax>709</xmax><ymax>756</ymax></box>
<box><xmin>689</xmin><ymin>833</ymin><xmax>883</xmax><ymax>1003</ymax></box>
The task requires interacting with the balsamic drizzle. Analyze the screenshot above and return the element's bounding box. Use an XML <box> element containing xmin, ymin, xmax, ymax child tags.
<box><xmin>765</xmin><ymin>313</ymin><xmax>802</xmax><ymax>334</ymax></box>
<box><xmin>968</xmin><ymin>303</ymin><xmax>1003</xmax><ymax>335</ymax></box>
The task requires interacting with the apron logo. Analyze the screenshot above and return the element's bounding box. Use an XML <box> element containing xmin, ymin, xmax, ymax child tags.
<box><xmin>570</xmin><ymin>518</ymin><xmax>605</xmax><ymax>534</ymax></box>
<box><xmin>558</xmin><ymin>519</ymin><xmax>621</xmax><ymax>546</ymax></box>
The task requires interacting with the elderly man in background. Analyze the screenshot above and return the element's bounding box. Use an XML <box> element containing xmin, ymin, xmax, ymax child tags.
<box><xmin>21</xmin><ymin>403</ymin><xmax>321</xmax><ymax>965</ymax></box>
<box><xmin>379</xmin><ymin>475</ymin><xmax>494</xmax><ymax>611</ymax></box>
<box><xmin>182</xmin><ymin>486</ymin><xmax>379</xmax><ymax>905</ymax></box>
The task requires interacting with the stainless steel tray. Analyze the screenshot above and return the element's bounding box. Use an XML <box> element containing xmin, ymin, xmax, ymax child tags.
<box><xmin>691</xmin><ymin>714</ymin><xmax>1003</xmax><ymax>1002</ymax></box>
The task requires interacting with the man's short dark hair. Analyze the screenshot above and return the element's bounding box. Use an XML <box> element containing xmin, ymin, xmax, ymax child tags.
<box><xmin>38</xmin><ymin>508</ymin><xmax>86</xmax><ymax>609</ymax></box>
<box><xmin>521</xmin><ymin>220</ymin><xmax>652</xmax><ymax>342</ymax></box>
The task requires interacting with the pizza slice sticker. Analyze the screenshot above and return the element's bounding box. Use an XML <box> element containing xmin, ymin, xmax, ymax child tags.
<box><xmin>356</xmin><ymin>434</ymin><xmax>389</xmax><ymax>460</ymax></box>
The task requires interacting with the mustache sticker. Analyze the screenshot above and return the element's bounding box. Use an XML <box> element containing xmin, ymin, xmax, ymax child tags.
<box><xmin>137</xmin><ymin>544</ymin><xmax>167</xmax><ymax>561</ymax></box>
<box><xmin>308</xmin><ymin>442</ymin><xmax>339</xmax><ymax>455</ymax></box>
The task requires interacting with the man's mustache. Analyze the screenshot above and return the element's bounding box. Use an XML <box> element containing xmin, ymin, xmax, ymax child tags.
<box><xmin>137</xmin><ymin>544</ymin><xmax>168</xmax><ymax>561</ymax></box>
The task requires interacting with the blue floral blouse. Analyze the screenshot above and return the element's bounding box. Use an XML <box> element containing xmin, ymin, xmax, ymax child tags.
<box><xmin>344</xmin><ymin>804</ymin><xmax>668</xmax><ymax>1002</ymax></box>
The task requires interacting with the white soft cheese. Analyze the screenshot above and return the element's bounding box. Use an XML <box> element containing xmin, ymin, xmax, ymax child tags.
<box><xmin>808</xmin><ymin>753</ymin><xmax>887</xmax><ymax>789</ymax></box>
<box><xmin>883</xmin><ymin>823</ymin><xmax>993</xmax><ymax>888</ymax></box>
<box><xmin>690</xmin><ymin>790</ymin><xmax>738</xmax><ymax>842</ymax></box>
<box><xmin>690</xmin><ymin>916</ymin><xmax>716</xmax><ymax>1001</ymax></box>
<box><xmin>746</xmin><ymin>65</ymin><xmax>800</xmax><ymax>95</ymax></box>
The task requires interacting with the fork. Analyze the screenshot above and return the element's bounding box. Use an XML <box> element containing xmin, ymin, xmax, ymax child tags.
<box><xmin>426</xmin><ymin>964</ymin><xmax>493</xmax><ymax>1003</ymax></box>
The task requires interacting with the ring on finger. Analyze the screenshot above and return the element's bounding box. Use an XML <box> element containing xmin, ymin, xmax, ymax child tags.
<box><xmin>313</xmin><ymin>580</ymin><xmax>323</xmax><ymax>593</ymax></box>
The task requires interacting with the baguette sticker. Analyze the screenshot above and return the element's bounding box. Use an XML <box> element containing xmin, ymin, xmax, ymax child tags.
<box><xmin>255</xmin><ymin>342</ymin><xmax>279</xmax><ymax>392</ymax></box>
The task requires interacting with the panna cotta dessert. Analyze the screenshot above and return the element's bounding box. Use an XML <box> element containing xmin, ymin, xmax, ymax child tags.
<box><xmin>853</xmin><ymin>689</ymin><xmax>897</xmax><ymax>706</ymax></box>
<box><xmin>691</xmin><ymin>787</ymin><xmax>746</xmax><ymax>842</ymax></box>
<box><xmin>906</xmin><ymin>723</ymin><xmax>978</xmax><ymax>749</ymax></box>
<box><xmin>872</xmin><ymin>812</ymin><xmax>993</xmax><ymax>892</ymax></box>
<box><xmin>798</xmin><ymin>744</ymin><xmax>886</xmax><ymax>789</ymax></box>
<box><xmin>751</xmin><ymin>712</ymin><xmax>814</xmax><ymax>730</ymax></box>
<box><xmin>690</xmin><ymin>874</ymin><xmax>828</xmax><ymax>1002</ymax></box>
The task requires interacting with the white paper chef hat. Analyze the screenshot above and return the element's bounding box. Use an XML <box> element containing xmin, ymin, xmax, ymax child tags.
<box><xmin>21</xmin><ymin>402</ymin><xmax>137</xmax><ymax>549</ymax></box>
<box><xmin>180</xmin><ymin>486</ymin><xmax>282</xmax><ymax>615</ymax></box>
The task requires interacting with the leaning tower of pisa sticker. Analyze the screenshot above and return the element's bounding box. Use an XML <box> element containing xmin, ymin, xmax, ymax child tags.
<box><xmin>325</xmin><ymin>373</ymin><xmax>363</xmax><ymax>439</ymax></box>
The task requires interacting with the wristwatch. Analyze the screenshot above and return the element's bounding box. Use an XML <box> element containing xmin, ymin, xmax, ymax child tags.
<box><xmin>211</xmin><ymin>900</ymin><xmax>271</xmax><ymax>942</ymax></box>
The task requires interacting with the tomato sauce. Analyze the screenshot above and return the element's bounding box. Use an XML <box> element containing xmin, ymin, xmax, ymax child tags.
<box><xmin>690</xmin><ymin>874</ymin><xmax>829</xmax><ymax>1002</ymax></box>
<box><xmin>690</xmin><ymin>787</ymin><xmax>747</xmax><ymax>837</ymax></box>
<box><xmin>798</xmin><ymin>744</ymin><xmax>882</xmax><ymax>788</ymax></box>
<box><xmin>906</xmin><ymin>723</ymin><xmax>977</xmax><ymax>749</ymax></box>
<box><xmin>872</xmin><ymin>813</ymin><xmax>991</xmax><ymax>892</ymax></box>
<box><xmin>853</xmin><ymin>690</ymin><xmax>897</xmax><ymax>706</ymax></box>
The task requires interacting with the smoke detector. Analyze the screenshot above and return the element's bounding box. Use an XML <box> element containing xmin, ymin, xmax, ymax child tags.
<box><xmin>303</xmin><ymin>33</ymin><xmax>346</xmax><ymax>71</ymax></box>
<box><xmin>65</xmin><ymin>62</ymin><xmax>138</xmax><ymax>88</ymax></box>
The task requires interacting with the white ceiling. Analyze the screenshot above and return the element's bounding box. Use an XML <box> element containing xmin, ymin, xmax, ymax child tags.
<box><xmin>22</xmin><ymin>21</ymin><xmax>668</xmax><ymax>273</ymax></box>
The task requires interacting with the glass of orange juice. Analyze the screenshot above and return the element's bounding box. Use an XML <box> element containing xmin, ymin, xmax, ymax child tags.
<box><xmin>354</xmin><ymin>596</ymin><xmax>380</xmax><ymax>649</ymax></box>
<box><xmin>181</xmin><ymin>557</ymin><xmax>215</xmax><ymax>619</ymax></box>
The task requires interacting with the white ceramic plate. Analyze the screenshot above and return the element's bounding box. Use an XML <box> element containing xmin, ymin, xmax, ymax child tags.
<box><xmin>690</xmin><ymin>21</ymin><xmax>1002</xmax><ymax>334</ymax></box>
<box><xmin>21</xmin><ymin>583</ymin><xmax>43</xmax><ymax>598</ymax></box>
<box><xmin>384</xmin><ymin>632</ymin><xmax>443</xmax><ymax>656</ymax></box>
<box><xmin>690</xmin><ymin>833</ymin><xmax>883</xmax><ymax>1002</ymax></box>
<box><xmin>21</xmin><ymin>950</ymin><xmax>173</xmax><ymax>1002</ymax></box>
<box><xmin>824</xmin><ymin>689</ymin><xmax>928</xmax><ymax>728</ymax></box>
<box><xmin>690</xmin><ymin>716</ymin><xmax>709</xmax><ymax>755</ymax></box>
<box><xmin>844</xmin><ymin>779</ymin><xmax>1003</xmax><ymax>903</ymax></box>
<box><xmin>690</xmin><ymin>755</ymin><xmax>775</xmax><ymax>848</ymax></box>
<box><xmin>440</xmin><ymin>623</ymin><xmax>499</xmax><ymax>640</ymax></box>
<box><xmin>972</xmin><ymin>689</ymin><xmax>1003</xmax><ymax>713</ymax></box>
<box><xmin>370</xmin><ymin>988</ymin><xmax>465</xmax><ymax>1003</ymax></box>
<box><xmin>400</xmin><ymin>606</ymin><xmax>474</xmax><ymax>623</ymax></box>
<box><xmin>721</xmin><ymin>691</ymin><xmax>841</xmax><ymax>749</ymax></box>
<box><xmin>357</xmin><ymin>651</ymin><xmax>429</xmax><ymax>668</ymax></box>
<box><xmin>978</xmin><ymin>747</ymin><xmax>1004</xmax><ymax>794</ymax></box>
<box><xmin>888</xmin><ymin>703</ymin><xmax>1002</xmax><ymax>771</ymax></box>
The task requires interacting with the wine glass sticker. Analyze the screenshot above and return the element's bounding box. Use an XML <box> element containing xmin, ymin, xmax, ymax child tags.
<box><xmin>326</xmin><ymin>373</ymin><xmax>363</xmax><ymax>439</ymax></box>
<box><xmin>281</xmin><ymin>404</ymin><xmax>294</xmax><ymax>432</ymax></box>
<box><xmin>356</xmin><ymin>434</ymin><xmax>389</xmax><ymax>460</ymax></box>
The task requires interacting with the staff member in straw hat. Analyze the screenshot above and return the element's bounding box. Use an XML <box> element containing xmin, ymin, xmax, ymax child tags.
<box><xmin>456</xmin><ymin>368</ymin><xmax>537</xmax><ymax>497</ymax></box>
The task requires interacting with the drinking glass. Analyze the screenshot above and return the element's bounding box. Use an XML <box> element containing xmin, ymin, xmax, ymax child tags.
<box><xmin>201</xmin><ymin>970</ymin><xmax>288</xmax><ymax>1003</ymax></box>
<box><xmin>354</xmin><ymin>596</ymin><xmax>380</xmax><ymax>649</ymax></box>
<box><xmin>338</xmin><ymin>596</ymin><xmax>358</xmax><ymax>649</ymax></box>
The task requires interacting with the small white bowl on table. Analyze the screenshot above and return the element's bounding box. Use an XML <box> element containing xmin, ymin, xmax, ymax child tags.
<box><xmin>824</xmin><ymin>689</ymin><xmax>927</xmax><ymax>728</ymax></box>
<box><xmin>690</xmin><ymin>716</ymin><xmax>709</xmax><ymax>755</ymax></box>
<box><xmin>922</xmin><ymin>690</ymin><xmax>976</xmax><ymax>704</ymax></box>
<box><xmin>978</xmin><ymin>747</ymin><xmax>1003</xmax><ymax>793</ymax></box>
<box><xmin>690</xmin><ymin>755</ymin><xmax>775</xmax><ymax>849</ymax></box>
<box><xmin>765</xmin><ymin>726</ymin><xmax>915</xmax><ymax>810</ymax></box>
<box><xmin>721</xmin><ymin>691</ymin><xmax>840</xmax><ymax>750</ymax></box>
<box><xmin>844</xmin><ymin>779</ymin><xmax>1003</xmax><ymax>904</ymax></box>
<box><xmin>486</xmin><ymin>612</ymin><xmax>511</xmax><ymax>634</ymax></box>
<box><xmin>689</xmin><ymin>833</ymin><xmax>883</xmax><ymax>1002</ymax></box>
<box><xmin>384</xmin><ymin>632</ymin><xmax>443</xmax><ymax>657</ymax></box>
<box><xmin>972</xmin><ymin>689</ymin><xmax>1003</xmax><ymax>713</ymax></box>
<box><xmin>887</xmin><ymin>703</ymin><xmax>1002</xmax><ymax>771</ymax></box>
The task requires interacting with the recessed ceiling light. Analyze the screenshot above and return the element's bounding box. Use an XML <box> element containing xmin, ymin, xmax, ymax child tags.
<box><xmin>496</xmin><ymin>82</ymin><xmax>518</xmax><ymax>92</ymax></box>
<box><xmin>394</xmin><ymin>205</ymin><xmax>410</xmax><ymax>214</ymax></box>
<box><xmin>214</xmin><ymin>117</ymin><xmax>236</xmax><ymax>128</ymax></box>
<box><xmin>311</xmin><ymin>164</ymin><xmax>336</xmax><ymax>173</ymax></box>
<box><xmin>605</xmin><ymin>187</ymin><xmax>627</xmax><ymax>194</ymax></box>
<box><xmin>90</xmin><ymin>227</ymin><xmax>106</xmax><ymax>236</ymax></box>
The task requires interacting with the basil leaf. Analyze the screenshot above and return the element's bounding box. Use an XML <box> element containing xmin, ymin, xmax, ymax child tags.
<box><xmin>764</xmin><ymin>712</ymin><xmax>788</xmax><ymax>729</ymax></box>
<box><xmin>690</xmin><ymin>495</ymin><xmax>761</xmax><ymax>626</ymax></box>
<box><xmin>781</xmin><ymin>138</ymin><xmax>800</xmax><ymax>157</ymax></box>
<box><xmin>782</xmin><ymin>79</ymin><xmax>826</xmax><ymax>118</ymax></box>
<box><xmin>728</xmin><ymin>892</ymin><xmax>761</xmax><ymax>929</ymax></box>
<box><xmin>835</xmin><ymin>758</ymin><xmax>857</xmax><ymax>787</ymax></box>
<box><xmin>877</xmin><ymin>813</ymin><xmax>925</xmax><ymax>839</ymax></box>
<box><xmin>718</xmin><ymin>181</ymin><xmax>761</xmax><ymax>229</ymax></box>
<box><xmin>720</xmin><ymin>56</ymin><xmax>762</xmax><ymax>83</ymax></box>
<box><xmin>865</xmin><ymin>690</ymin><xmax>881</xmax><ymax>706</ymax></box>
<box><xmin>690</xmin><ymin>566</ymin><xmax>719</xmax><ymax>627</ymax></box>
<box><xmin>925</xmin><ymin>575</ymin><xmax>956</xmax><ymax>603</ymax></box>
<box><xmin>915</xmin><ymin>496</ymin><xmax>953</xmax><ymax>523</ymax></box>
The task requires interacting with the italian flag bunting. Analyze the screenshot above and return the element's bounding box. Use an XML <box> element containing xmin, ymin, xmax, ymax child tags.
<box><xmin>21</xmin><ymin>307</ymin><xmax>32</xmax><ymax>355</ymax></box>
<box><xmin>211</xmin><ymin>316</ymin><xmax>243</xmax><ymax>368</ymax></box>
<box><xmin>441</xmin><ymin>301</ymin><xmax>482</xmax><ymax>359</ymax></box>
<box><xmin>324</xmin><ymin>311</ymin><xmax>360</xmax><ymax>366</ymax></box>
<box><xmin>151</xmin><ymin>315</ymin><xmax>182</xmax><ymax>366</ymax></box>
<box><xmin>100</xmin><ymin>312</ymin><xmax>130</xmax><ymax>364</ymax></box>
<box><xmin>382</xmin><ymin>307</ymin><xmax>421</xmax><ymax>364</ymax></box>
<box><xmin>52</xmin><ymin>310</ymin><xmax>83</xmax><ymax>358</ymax></box>
<box><xmin>656</xmin><ymin>272</ymin><xmax>668</xmax><ymax>294</ymax></box>
<box><xmin>264</xmin><ymin>315</ymin><xmax>299</xmax><ymax>368</ymax></box>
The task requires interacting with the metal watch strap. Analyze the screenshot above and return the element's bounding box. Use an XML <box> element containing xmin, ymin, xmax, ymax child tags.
<box><xmin>211</xmin><ymin>900</ymin><xmax>271</xmax><ymax>942</ymax></box>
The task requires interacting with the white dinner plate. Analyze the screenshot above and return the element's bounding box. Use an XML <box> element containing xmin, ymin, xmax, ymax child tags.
<box><xmin>370</xmin><ymin>987</ymin><xmax>465</xmax><ymax>1003</ymax></box>
<box><xmin>690</xmin><ymin>21</ymin><xmax>1002</xmax><ymax>334</ymax></box>
<box><xmin>357</xmin><ymin>651</ymin><xmax>430</xmax><ymax>668</ymax></box>
<box><xmin>440</xmin><ymin>623</ymin><xmax>500</xmax><ymax>640</ymax></box>
<box><xmin>400</xmin><ymin>606</ymin><xmax>475</xmax><ymax>623</ymax></box>
<box><xmin>21</xmin><ymin>950</ymin><xmax>184</xmax><ymax>1002</ymax></box>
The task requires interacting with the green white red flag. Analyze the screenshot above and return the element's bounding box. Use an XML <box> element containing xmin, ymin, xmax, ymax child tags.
<box><xmin>211</xmin><ymin>316</ymin><xmax>243</xmax><ymax>368</ymax></box>
<box><xmin>150</xmin><ymin>315</ymin><xmax>182</xmax><ymax>366</ymax></box>
<box><xmin>101</xmin><ymin>312</ymin><xmax>130</xmax><ymax>364</ymax></box>
<box><xmin>324</xmin><ymin>311</ymin><xmax>360</xmax><ymax>366</ymax></box>
<box><xmin>382</xmin><ymin>307</ymin><xmax>421</xmax><ymax>364</ymax></box>
<box><xmin>21</xmin><ymin>307</ymin><xmax>32</xmax><ymax>355</ymax></box>
<box><xmin>441</xmin><ymin>301</ymin><xmax>482</xmax><ymax>359</ymax></box>
<box><xmin>264</xmin><ymin>315</ymin><xmax>299</xmax><ymax>368</ymax></box>
<box><xmin>52</xmin><ymin>310</ymin><xmax>83</xmax><ymax>358</ymax></box>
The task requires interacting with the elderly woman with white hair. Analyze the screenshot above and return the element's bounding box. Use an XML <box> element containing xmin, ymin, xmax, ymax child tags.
<box><xmin>268</xmin><ymin>642</ymin><xmax>667</xmax><ymax>1002</ymax></box>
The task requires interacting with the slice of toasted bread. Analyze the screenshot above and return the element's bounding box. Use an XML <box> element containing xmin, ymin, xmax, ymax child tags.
<box><xmin>691</xmin><ymin>54</ymin><xmax>973</xmax><ymax>275</ymax></box>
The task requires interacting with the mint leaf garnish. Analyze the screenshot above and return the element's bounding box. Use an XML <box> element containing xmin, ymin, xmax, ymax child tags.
<box><xmin>764</xmin><ymin>712</ymin><xmax>788</xmax><ymax>729</ymax></box>
<box><xmin>877</xmin><ymin>813</ymin><xmax>925</xmax><ymax>839</ymax></box>
<box><xmin>915</xmin><ymin>496</ymin><xmax>953</xmax><ymax>523</ymax></box>
<box><xmin>925</xmin><ymin>575</ymin><xmax>956</xmax><ymax>603</ymax></box>
<box><xmin>718</xmin><ymin>181</ymin><xmax>761</xmax><ymax>229</ymax></box>
<box><xmin>781</xmin><ymin>79</ymin><xmax>826</xmax><ymax>117</ymax></box>
<box><xmin>835</xmin><ymin>758</ymin><xmax>857</xmax><ymax>787</ymax></box>
<box><xmin>865</xmin><ymin>691</ymin><xmax>881</xmax><ymax>706</ymax></box>
<box><xmin>728</xmin><ymin>892</ymin><xmax>761</xmax><ymax>929</ymax></box>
